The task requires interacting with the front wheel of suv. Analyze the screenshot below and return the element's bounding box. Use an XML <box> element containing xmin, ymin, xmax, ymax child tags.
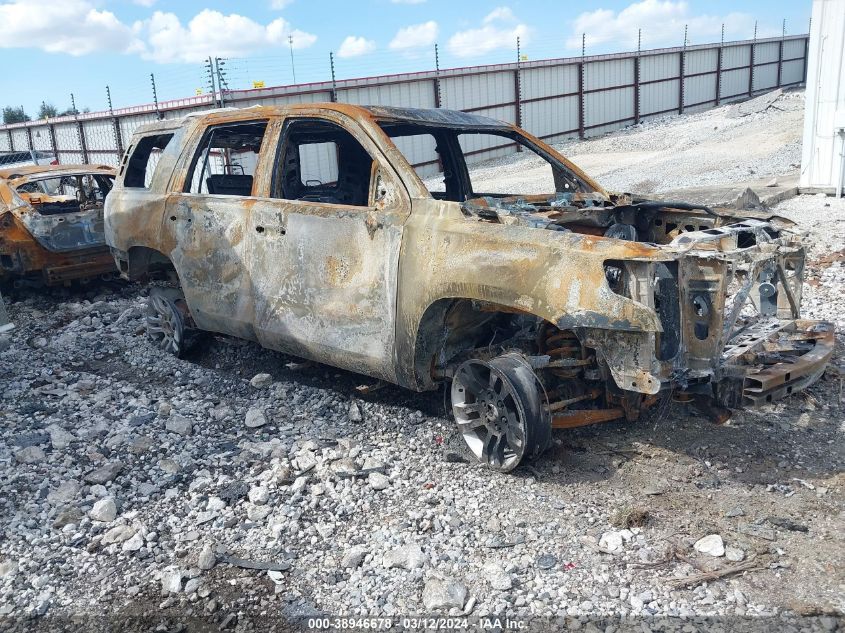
<box><xmin>451</xmin><ymin>352</ymin><xmax>551</xmax><ymax>472</ymax></box>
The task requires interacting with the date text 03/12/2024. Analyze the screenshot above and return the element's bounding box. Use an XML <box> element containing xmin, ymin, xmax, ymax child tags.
<box><xmin>305</xmin><ymin>617</ymin><xmax>529</xmax><ymax>630</ymax></box>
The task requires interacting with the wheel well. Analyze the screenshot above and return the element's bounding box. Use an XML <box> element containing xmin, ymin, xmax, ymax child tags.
<box><xmin>413</xmin><ymin>298</ymin><xmax>542</xmax><ymax>389</ymax></box>
<box><xmin>126</xmin><ymin>246</ymin><xmax>177</xmax><ymax>282</ymax></box>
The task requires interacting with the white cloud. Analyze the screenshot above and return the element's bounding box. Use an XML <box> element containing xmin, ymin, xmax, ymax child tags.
<box><xmin>483</xmin><ymin>7</ymin><xmax>515</xmax><ymax>24</ymax></box>
<box><xmin>132</xmin><ymin>0</ymin><xmax>158</xmax><ymax>7</ymax></box>
<box><xmin>337</xmin><ymin>35</ymin><xmax>376</xmax><ymax>58</ymax></box>
<box><xmin>447</xmin><ymin>6</ymin><xmax>529</xmax><ymax>58</ymax></box>
<box><xmin>139</xmin><ymin>10</ymin><xmax>317</xmax><ymax>63</ymax></box>
<box><xmin>566</xmin><ymin>0</ymin><xmax>777</xmax><ymax>51</ymax></box>
<box><xmin>0</xmin><ymin>0</ymin><xmax>143</xmax><ymax>56</ymax></box>
<box><xmin>389</xmin><ymin>21</ymin><xmax>438</xmax><ymax>50</ymax></box>
<box><xmin>269</xmin><ymin>0</ymin><xmax>293</xmax><ymax>9</ymax></box>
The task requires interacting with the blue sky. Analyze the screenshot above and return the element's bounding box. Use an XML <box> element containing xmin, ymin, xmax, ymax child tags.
<box><xmin>0</xmin><ymin>0</ymin><xmax>812</xmax><ymax>116</ymax></box>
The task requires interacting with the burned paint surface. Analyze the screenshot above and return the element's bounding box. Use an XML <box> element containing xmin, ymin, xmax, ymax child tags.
<box><xmin>0</xmin><ymin>164</ymin><xmax>117</xmax><ymax>285</ymax></box>
<box><xmin>105</xmin><ymin>102</ymin><xmax>833</xmax><ymax>418</ymax></box>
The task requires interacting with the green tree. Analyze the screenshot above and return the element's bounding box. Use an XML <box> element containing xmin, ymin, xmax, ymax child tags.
<box><xmin>2</xmin><ymin>106</ymin><xmax>30</xmax><ymax>124</ymax></box>
<box><xmin>38</xmin><ymin>102</ymin><xmax>58</xmax><ymax>119</ymax></box>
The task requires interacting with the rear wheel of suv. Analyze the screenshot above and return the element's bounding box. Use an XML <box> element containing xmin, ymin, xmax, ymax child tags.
<box><xmin>146</xmin><ymin>287</ymin><xmax>187</xmax><ymax>357</ymax></box>
<box><xmin>451</xmin><ymin>352</ymin><xmax>550</xmax><ymax>472</ymax></box>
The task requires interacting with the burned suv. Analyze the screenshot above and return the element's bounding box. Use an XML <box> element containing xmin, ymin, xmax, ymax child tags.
<box><xmin>0</xmin><ymin>164</ymin><xmax>116</xmax><ymax>286</ymax></box>
<box><xmin>105</xmin><ymin>104</ymin><xmax>833</xmax><ymax>471</ymax></box>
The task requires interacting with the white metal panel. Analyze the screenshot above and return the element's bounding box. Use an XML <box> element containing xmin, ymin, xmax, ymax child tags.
<box><xmin>640</xmin><ymin>79</ymin><xmax>679</xmax><ymax>115</ymax></box>
<box><xmin>0</xmin><ymin>134</ymin><xmax>10</xmax><ymax>152</ymax></box>
<box><xmin>522</xmin><ymin>95</ymin><xmax>579</xmax><ymax>139</ymax></box>
<box><xmin>82</xmin><ymin>119</ymin><xmax>117</xmax><ymax>150</ymax></box>
<box><xmin>120</xmin><ymin>113</ymin><xmax>160</xmax><ymax>146</ymax></box>
<box><xmin>10</xmin><ymin>128</ymin><xmax>29</xmax><ymax>150</ymax></box>
<box><xmin>783</xmin><ymin>38</ymin><xmax>806</xmax><ymax>59</ymax></box>
<box><xmin>60</xmin><ymin>152</ymin><xmax>85</xmax><ymax>165</ymax></box>
<box><xmin>584</xmin><ymin>120</ymin><xmax>629</xmax><ymax>138</ymax></box>
<box><xmin>685</xmin><ymin>49</ymin><xmax>718</xmax><ymax>75</ymax></box>
<box><xmin>521</xmin><ymin>64</ymin><xmax>579</xmax><ymax>100</ymax></box>
<box><xmin>584</xmin><ymin>86</ymin><xmax>634</xmax><ymax>128</ymax></box>
<box><xmin>640</xmin><ymin>53</ymin><xmax>680</xmax><ymax>82</ymax></box>
<box><xmin>722</xmin><ymin>45</ymin><xmax>751</xmax><ymax>69</ymax></box>
<box><xmin>801</xmin><ymin>0</ymin><xmax>845</xmax><ymax>189</ymax></box>
<box><xmin>584</xmin><ymin>59</ymin><xmax>633</xmax><ymax>91</ymax></box>
<box><xmin>752</xmin><ymin>64</ymin><xmax>778</xmax><ymax>92</ymax></box>
<box><xmin>440</xmin><ymin>71</ymin><xmax>514</xmax><ymax>110</ymax></box>
<box><xmin>684</xmin><ymin>75</ymin><xmax>716</xmax><ymax>107</ymax></box>
<box><xmin>754</xmin><ymin>41</ymin><xmax>780</xmax><ymax>64</ymax></box>
<box><xmin>54</xmin><ymin>122</ymin><xmax>79</xmax><ymax>154</ymax></box>
<box><xmin>389</xmin><ymin>133</ymin><xmax>439</xmax><ymax>177</ymax></box>
<box><xmin>30</xmin><ymin>125</ymin><xmax>52</xmax><ymax>152</ymax></box>
<box><xmin>720</xmin><ymin>68</ymin><xmax>749</xmax><ymax>99</ymax></box>
<box><xmin>339</xmin><ymin>80</ymin><xmax>436</xmax><ymax>108</ymax></box>
<box><xmin>781</xmin><ymin>59</ymin><xmax>805</xmax><ymax>85</ymax></box>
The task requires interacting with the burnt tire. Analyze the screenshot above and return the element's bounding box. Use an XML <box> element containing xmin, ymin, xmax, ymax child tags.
<box><xmin>451</xmin><ymin>352</ymin><xmax>551</xmax><ymax>472</ymax></box>
<box><xmin>146</xmin><ymin>287</ymin><xmax>187</xmax><ymax>358</ymax></box>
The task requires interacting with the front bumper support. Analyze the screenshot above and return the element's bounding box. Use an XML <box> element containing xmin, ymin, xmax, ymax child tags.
<box><xmin>720</xmin><ymin>319</ymin><xmax>834</xmax><ymax>406</ymax></box>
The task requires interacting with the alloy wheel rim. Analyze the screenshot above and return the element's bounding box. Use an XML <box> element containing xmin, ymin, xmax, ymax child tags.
<box><xmin>452</xmin><ymin>359</ymin><xmax>527</xmax><ymax>471</ymax></box>
<box><xmin>147</xmin><ymin>294</ymin><xmax>183</xmax><ymax>355</ymax></box>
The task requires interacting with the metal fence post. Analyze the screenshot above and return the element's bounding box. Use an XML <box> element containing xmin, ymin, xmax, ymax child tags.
<box><xmin>578</xmin><ymin>33</ymin><xmax>585</xmax><ymax>140</ymax></box>
<box><xmin>107</xmin><ymin>85</ymin><xmax>124</xmax><ymax>162</ymax></box>
<box><xmin>716</xmin><ymin>24</ymin><xmax>724</xmax><ymax>106</ymax></box>
<box><xmin>514</xmin><ymin>37</ymin><xmax>523</xmax><ymax>150</ymax></box>
<box><xmin>70</xmin><ymin>93</ymin><xmax>89</xmax><ymax>164</ymax></box>
<box><xmin>6</xmin><ymin>129</ymin><xmax>14</xmax><ymax>152</ymax></box>
<box><xmin>634</xmin><ymin>29</ymin><xmax>641</xmax><ymax>125</ymax></box>
<box><xmin>330</xmin><ymin>52</ymin><xmax>338</xmax><ymax>102</ymax></box>
<box><xmin>151</xmin><ymin>73</ymin><xmax>163</xmax><ymax>120</ymax></box>
<box><xmin>748</xmin><ymin>21</ymin><xmax>757</xmax><ymax>97</ymax></box>
<box><xmin>679</xmin><ymin>25</ymin><xmax>687</xmax><ymax>115</ymax></box>
<box><xmin>25</xmin><ymin>126</ymin><xmax>34</xmax><ymax>151</ymax></box>
<box><xmin>802</xmin><ymin>20</ymin><xmax>810</xmax><ymax>85</ymax></box>
<box><xmin>433</xmin><ymin>44</ymin><xmax>442</xmax><ymax>108</ymax></box>
<box><xmin>48</xmin><ymin>121</ymin><xmax>59</xmax><ymax>164</ymax></box>
<box><xmin>776</xmin><ymin>19</ymin><xmax>785</xmax><ymax>88</ymax></box>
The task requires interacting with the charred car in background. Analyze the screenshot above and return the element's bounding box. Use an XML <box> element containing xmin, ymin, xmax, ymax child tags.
<box><xmin>105</xmin><ymin>104</ymin><xmax>833</xmax><ymax>472</ymax></box>
<box><xmin>0</xmin><ymin>164</ymin><xmax>117</xmax><ymax>286</ymax></box>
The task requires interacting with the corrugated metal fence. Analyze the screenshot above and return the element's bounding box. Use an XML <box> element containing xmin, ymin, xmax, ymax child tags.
<box><xmin>0</xmin><ymin>34</ymin><xmax>808</xmax><ymax>172</ymax></box>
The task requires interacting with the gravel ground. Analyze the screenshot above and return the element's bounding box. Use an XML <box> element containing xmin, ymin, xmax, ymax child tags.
<box><xmin>1</xmin><ymin>91</ymin><xmax>844</xmax><ymax>632</ymax></box>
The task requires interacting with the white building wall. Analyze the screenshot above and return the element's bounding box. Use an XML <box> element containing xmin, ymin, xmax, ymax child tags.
<box><xmin>801</xmin><ymin>0</ymin><xmax>845</xmax><ymax>191</ymax></box>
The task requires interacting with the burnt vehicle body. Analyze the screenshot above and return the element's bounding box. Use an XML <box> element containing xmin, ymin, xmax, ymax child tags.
<box><xmin>0</xmin><ymin>164</ymin><xmax>117</xmax><ymax>286</ymax></box>
<box><xmin>106</xmin><ymin>104</ymin><xmax>833</xmax><ymax>471</ymax></box>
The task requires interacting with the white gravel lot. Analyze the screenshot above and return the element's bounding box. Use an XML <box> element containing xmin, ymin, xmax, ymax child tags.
<box><xmin>1</xmin><ymin>89</ymin><xmax>843</xmax><ymax>632</ymax></box>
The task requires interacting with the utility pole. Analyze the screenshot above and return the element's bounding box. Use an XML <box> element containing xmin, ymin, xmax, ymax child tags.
<box><xmin>70</xmin><ymin>93</ymin><xmax>78</xmax><ymax>115</ymax></box>
<box><xmin>288</xmin><ymin>34</ymin><xmax>297</xmax><ymax>84</ymax></box>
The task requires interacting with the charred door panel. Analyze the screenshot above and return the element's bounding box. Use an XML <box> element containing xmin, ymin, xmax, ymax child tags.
<box><xmin>165</xmin><ymin>193</ymin><xmax>257</xmax><ymax>341</ymax></box>
<box><xmin>251</xmin><ymin>205</ymin><xmax>405</xmax><ymax>380</ymax></box>
<box><xmin>251</xmin><ymin>115</ymin><xmax>410</xmax><ymax>382</ymax></box>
